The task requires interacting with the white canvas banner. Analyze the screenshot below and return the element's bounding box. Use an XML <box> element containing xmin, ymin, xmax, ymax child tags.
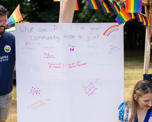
<box><xmin>15</xmin><ymin>23</ymin><xmax>124</xmax><ymax>122</ymax></box>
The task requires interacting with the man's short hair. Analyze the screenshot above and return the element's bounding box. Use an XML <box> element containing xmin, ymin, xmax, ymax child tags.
<box><xmin>0</xmin><ymin>5</ymin><xmax>8</xmax><ymax>16</ymax></box>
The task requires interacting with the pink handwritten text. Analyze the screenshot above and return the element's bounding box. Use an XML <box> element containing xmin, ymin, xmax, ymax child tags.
<box><xmin>83</xmin><ymin>82</ymin><xmax>97</xmax><ymax>96</ymax></box>
<box><xmin>70</xmin><ymin>46</ymin><xmax>75</xmax><ymax>52</ymax></box>
<box><xmin>68</xmin><ymin>60</ymin><xmax>87</xmax><ymax>68</ymax></box>
<box><xmin>48</xmin><ymin>63</ymin><xmax>64</xmax><ymax>68</ymax></box>
<box><xmin>43</xmin><ymin>52</ymin><xmax>56</xmax><ymax>59</ymax></box>
<box><xmin>25</xmin><ymin>42</ymin><xmax>32</xmax><ymax>46</ymax></box>
<box><xmin>27</xmin><ymin>99</ymin><xmax>51</xmax><ymax>110</ymax></box>
<box><xmin>29</xmin><ymin>86</ymin><xmax>40</xmax><ymax>96</ymax></box>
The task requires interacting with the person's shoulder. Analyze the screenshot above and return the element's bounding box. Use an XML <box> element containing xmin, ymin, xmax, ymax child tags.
<box><xmin>3</xmin><ymin>31</ymin><xmax>15</xmax><ymax>42</ymax></box>
<box><xmin>118</xmin><ymin>101</ymin><xmax>130</xmax><ymax>121</ymax></box>
<box><xmin>118</xmin><ymin>101</ymin><xmax>129</xmax><ymax>109</ymax></box>
<box><xmin>3</xmin><ymin>31</ymin><xmax>15</xmax><ymax>38</ymax></box>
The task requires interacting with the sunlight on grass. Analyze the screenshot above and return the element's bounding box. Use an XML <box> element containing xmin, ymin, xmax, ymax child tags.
<box><xmin>12</xmin><ymin>86</ymin><xmax>16</xmax><ymax>100</ymax></box>
<box><xmin>124</xmin><ymin>51</ymin><xmax>152</xmax><ymax>101</ymax></box>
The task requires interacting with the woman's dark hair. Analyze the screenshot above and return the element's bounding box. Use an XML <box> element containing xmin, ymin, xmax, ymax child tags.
<box><xmin>0</xmin><ymin>5</ymin><xmax>8</xmax><ymax>16</ymax></box>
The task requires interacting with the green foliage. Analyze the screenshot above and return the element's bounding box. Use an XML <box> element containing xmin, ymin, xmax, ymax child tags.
<box><xmin>22</xmin><ymin>0</ymin><xmax>60</xmax><ymax>22</ymax></box>
<box><xmin>74</xmin><ymin>0</ymin><xmax>116</xmax><ymax>22</ymax></box>
<box><xmin>1</xmin><ymin>0</ymin><xmax>60</xmax><ymax>22</ymax></box>
<box><xmin>124</xmin><ymin>20</ymin><xmax>146</xmax><ymax>50</ymax></box>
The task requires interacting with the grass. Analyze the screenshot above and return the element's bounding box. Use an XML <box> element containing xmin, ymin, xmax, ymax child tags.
<box><xmin>124</xmin><ymin>50</ymin><xmax>152</xmax><ymax>100</ymax></box>
<box><xmin>7</xmin><ymin>50</ymin><xmax>152</xmax><ymax>122</ymax></box>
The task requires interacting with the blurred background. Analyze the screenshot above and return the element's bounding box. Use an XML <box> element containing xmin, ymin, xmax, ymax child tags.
<box><xmin>0</xmin><ymin>0</ymin><xmax>152</xmax><ymax>122</ymax></box>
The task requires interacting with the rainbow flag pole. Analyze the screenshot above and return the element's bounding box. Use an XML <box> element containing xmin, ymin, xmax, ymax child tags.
<box><xmin>7</xmin><ymin>5</ymin><xmax>23</xmax><ymax>26</ymax></box>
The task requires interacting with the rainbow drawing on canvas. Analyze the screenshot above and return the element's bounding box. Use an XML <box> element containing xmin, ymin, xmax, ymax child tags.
<box><xmin>135</xmin><ymin>13</ymin><xmax>143</xmax><ymax>22</ymax></box>
<box><xmin>103</xmin><ymin>25</ymin><xmax>119</xmax><ymax>36</ymax></box>
<box><xmin>126</xmin><ymin>0</ymin><xmax>142</xmax><ymax>13</ymax></box>
<box><xmin>110</xmin><ymin>2</ymin><xmax>120</xmax><ymax>15</ymax></box>
<box><xmin>115</xmin><ymin>7</ymin><xmax>132</xmax><ymax>24</ymax></box>
<box><xmin>74</xmin><ymin>0</ymin><xmax>79</xmax><ymax>11</ymax></box>
<box><xmin>88</xmin><ymin>0</ymin><xmax>98</xmax><ymax>10</ymax></box>
<box><xmin>98</xmin><ymin>0</ymin><xmax>110</xmax><ymax>13</ymax></box>
<box><xmin>7</xmin><ymin>5</ymin><xmax>23</xmax><ymax>25</ymax></box>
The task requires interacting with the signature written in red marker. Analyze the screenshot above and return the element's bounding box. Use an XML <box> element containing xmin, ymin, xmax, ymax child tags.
<box><xmin>68</xmin><ymin>60</ymin><xmax>87</xmax><ymax>68</ymax></box>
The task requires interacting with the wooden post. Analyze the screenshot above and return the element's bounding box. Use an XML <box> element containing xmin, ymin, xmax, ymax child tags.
<box><xmin>150</xmin><ymin>2</ymin><xmax>152</xmax><ymax>40</ymax></box>
<box><xmin>143</xmin><ymin>4</ymin><xmax>151</xmax><ymax>74</ymax></box>
<box><xmin>59</xmin><ymin>0</ymin><xmax>76</xmax><ymax>23</ymax></box>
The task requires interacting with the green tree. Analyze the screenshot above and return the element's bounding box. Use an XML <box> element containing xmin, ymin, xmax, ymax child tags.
<box><xmin>22</xmin><ymin>0</ymin><xmax>60</xmax><ymax>22</ymax></box>
<box><xmin>74</xmin><ymin>0</ymin><xmax>116</xmax><ymax>22</ymax></box>
<box><xmin>1</xmin><ymin>0</ymin><xmax>60</xmax><ymax>22</ymax></box>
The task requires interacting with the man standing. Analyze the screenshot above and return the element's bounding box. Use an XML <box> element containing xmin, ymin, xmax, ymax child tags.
<box><xmin>0</xmin><ymin>5</ymin><xmax>15</xmax><ymax>122</ymax></box>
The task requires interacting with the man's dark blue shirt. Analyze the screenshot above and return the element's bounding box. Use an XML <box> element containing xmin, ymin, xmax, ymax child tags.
<box><xmin>0</xmin><ymin>31</ymin><xmax>15</xmax><ymax>96</ymax></box>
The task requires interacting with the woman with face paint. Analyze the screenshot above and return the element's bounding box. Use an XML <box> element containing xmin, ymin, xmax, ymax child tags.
<box><xmin>0</xmin><ymin>5</ymin><xmax>15</xmax><ymax>122</ymax></box>
<box><xmin>118</xmin><ymin>80</ymin><xmax>152</xmax><ymax>122</ymax></box>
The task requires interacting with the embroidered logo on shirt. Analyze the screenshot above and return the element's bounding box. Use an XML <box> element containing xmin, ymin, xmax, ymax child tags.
<box><xmin>0</xmin><ymin>55</ymin><xmax>8</xmax><ymax>62</ymax></box>
<box><xmin>4</xmin><ymin>45</ymin><xmax>11</xmax><ymax>53</ymax></box>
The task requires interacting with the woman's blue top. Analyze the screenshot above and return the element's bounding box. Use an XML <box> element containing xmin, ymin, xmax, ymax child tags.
<box><xmin>118</xmin><ymin>102</ymin><xmax>152</xmax><ymax>122</ymax></box>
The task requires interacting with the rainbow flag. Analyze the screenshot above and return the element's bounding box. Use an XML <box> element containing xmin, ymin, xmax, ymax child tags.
<box><xmin>115</xmin><ymin>7</ymin><xmax>132</xmax><ymax>24</ymax></box>
<box><xmin>98</xmin><ymin>0</ymin><xmax>110</xmax><ymax>13</ymax></box>
<box><xmin>110</xmin><ymin>2</ymin><xmax>120</xmax><ymax>15</ymax></box>
<box><xmin>135</xmin><ymin>13</ymin><xmax>143</xmax><ymax>22</ymax></box>
<box><xmin>142</xmin><ymin>15</ymin><xmax>147</xmax><ymax>26</ymax></box>
<box><xmin>88</xmin><ymin>0</ymin><xmax>98</xmax><ymax>10</ymax></box>
<box><xmin>126</xmin><ymin>0</ymin><xmax>142</xmax><ymax>13</ymax></box>
<box><xmin>128</xmin><ymin>13</ymin><xmax>136</xmax><ymax>19</ymax></box>
<box><xmin>74</xmin><ymin>0</ymin><xmax>79</xmax><ymax>11</ymax></box>
<box><xmin>142</xmin><ymin>15</ymin><xmax>151</xmax><ymax>27</ymax></box>
<box><xmin>7</xmin><ymin>5</ymin><xmax>23</xmax><ymax>25</ymax></box>
<box><xmin>145</xmin><ymin>16</ymin><xmax>151</xmax><ymax>27</ymax></box>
